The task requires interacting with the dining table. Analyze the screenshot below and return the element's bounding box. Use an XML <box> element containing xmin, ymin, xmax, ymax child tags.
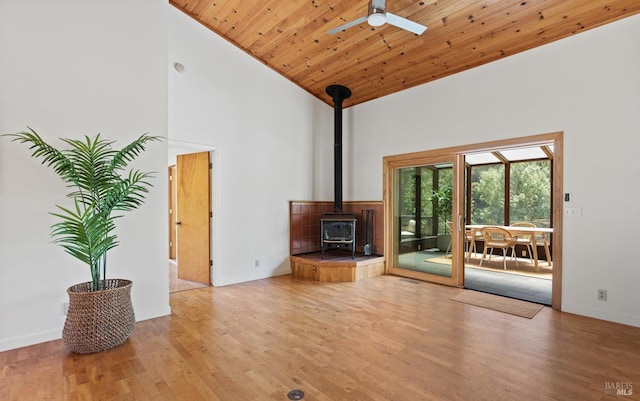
<box><xmin>465</xmin><ymin>224</ymin><xmax>553</xmax><ymax>271</ymax></box>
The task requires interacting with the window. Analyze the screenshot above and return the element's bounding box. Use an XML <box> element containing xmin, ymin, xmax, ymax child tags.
<box><xmin>398</xmin><ymin>165</ymin><xmax>452</xmax><ymax>238</ymax></box>
<box><xmin>466</xmin><ymin>146</ymin><xmax>552</xmax><ymax>227</ymax></box>
<box><xmin>470</xmin><ymin>164</ymin><xmax>505</xmax><ymax>225</ymax></box>
<box><xmin>510</xmin><ymin>160</ymin><xmax>551</xmax><ymax>227</ymax></box>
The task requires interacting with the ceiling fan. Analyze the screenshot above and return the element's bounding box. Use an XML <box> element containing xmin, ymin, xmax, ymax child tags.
<box><xmin>327</xmin><ymin>0</ymin><xmax>427</xmax><ymax>36</ymax></box>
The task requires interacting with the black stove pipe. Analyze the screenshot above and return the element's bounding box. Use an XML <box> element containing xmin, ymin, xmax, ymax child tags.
<box><xmin>326</xmin><ymin>84</ymin><xmax>352</xmax><ymax>214</ymax></box>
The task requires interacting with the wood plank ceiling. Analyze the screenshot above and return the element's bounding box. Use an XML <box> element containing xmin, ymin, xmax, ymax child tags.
<box><xmin>170</xmin><ymin>0</ymin><xmax>640</xmax><ymax>108</ymax></box>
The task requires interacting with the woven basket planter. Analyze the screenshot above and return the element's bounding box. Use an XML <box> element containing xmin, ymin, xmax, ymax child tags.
<box><xmin>62</xmin><ymin>279</ymin><xmax>135</xmax><ymax>354</ymax></box>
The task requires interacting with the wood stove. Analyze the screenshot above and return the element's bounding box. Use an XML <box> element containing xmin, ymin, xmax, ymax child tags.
<box><xmin>321</xmin><ymin>214</ymin><xmax>356</xmax><ymax>259</ymax></box>
<box><xmin>321</xmin><ymin>84</ymin><xmax>356</xmax><ymax>259</ymax></box>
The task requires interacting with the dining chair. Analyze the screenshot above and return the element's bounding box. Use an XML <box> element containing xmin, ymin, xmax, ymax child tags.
<box><xmin>445</xmin><ymin>221</ymin><xmax>454</xmax><ymax>257</ymax></box>
<box><xmin>446</xmin><ymin>221</ymin><xmax>477</xmax><ymax>262</ymax></box>
<box><xmin>511</xmin><ymin>221</ymin><xmax>553</xmax><ymax>268</ymax></box>
<box><xmin>510</xmin><ymin>222</ymin><xmax>535</xmax><ymax>263</ymax></box>
<box><xmin>479</xmin><ymin>226</ymin><xmax>519</xmax><ymax>270</ymax></box>
<box><xmin>463</xmin><ymin>229</ymin><xmax>477</xmax><ymax>263</ymax></box>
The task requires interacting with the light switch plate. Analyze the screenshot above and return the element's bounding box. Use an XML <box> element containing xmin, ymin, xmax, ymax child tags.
<box><xmin>564</xmin><ymin>207</ymin><xmax>582</xmax><ymax>217</ymax></box>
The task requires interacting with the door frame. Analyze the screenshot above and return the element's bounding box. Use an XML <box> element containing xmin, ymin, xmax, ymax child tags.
<box><xmin>168</xmin><ymin>140</ymin><xmax>220</xmax><ymax>286</ymax></box>
<box><xmin>383</xmin><ymin>131</ymin><xmax>563</xmax><ymax>310</ymax></box>
<box><xmin>168</xmin><ymin>165</ymin><xmax>177</xmax><ymax>259</ymax></box>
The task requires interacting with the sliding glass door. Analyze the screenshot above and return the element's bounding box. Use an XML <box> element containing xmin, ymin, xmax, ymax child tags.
<box><xmin>382</xmin><ymin>132</ymin><xmax>563</xmax><ymax>309</ymax></box>
<box><xmin>385</xmin><ymin>153</ymin><xmax>465</xmax><ymax>287</ymax></box>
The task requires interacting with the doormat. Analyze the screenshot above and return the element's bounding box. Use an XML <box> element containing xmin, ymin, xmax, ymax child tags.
<box><xmin>451</xmin><ymin>290</ymin><xmax>544</xmax><ymax>319</ymax></box>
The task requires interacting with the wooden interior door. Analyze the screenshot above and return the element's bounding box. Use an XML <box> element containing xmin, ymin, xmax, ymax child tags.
<box><xmin>177</xmin><ymin>151</ymin><xmax>211</xmax><ymax>284</ymax></box>
<box><xmin>168</xmin><ymin>165</ymin><xmax>177</xmax><ymax>259</ymax></box>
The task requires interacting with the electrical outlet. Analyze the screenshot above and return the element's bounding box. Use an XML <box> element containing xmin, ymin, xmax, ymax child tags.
<box><xmin>597</xmin><ymin>289</ymin><xmax>607</xmax><ymax>301</ymax></box>
<box><xmin>521</xmin><ymin>250</ymin><xmax>527</xmax><ymax>257</ymax></box>
<box><xmin>254</xmin><ymin>259</ymin><xmax>260</xmax><ymax>268</ymax></box>
<box><xmin>61</xmin><ymin>302</ymin><xmax>69</xmax><ymax>315</ymax></box>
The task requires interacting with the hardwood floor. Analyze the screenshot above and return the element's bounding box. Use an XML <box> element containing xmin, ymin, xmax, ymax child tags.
<box><xmin>1</xmin><ymin>275</ymin><xmax>639</xmax><ymax>400</ymax></box>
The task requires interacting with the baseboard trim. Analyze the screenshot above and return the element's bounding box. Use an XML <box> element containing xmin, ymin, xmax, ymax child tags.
<box><xmin>0</xmin><ymin>306</ymin><xmax>172</xmax><ymax>353</ymax></box>
<box><xmin>562</xmin><ymin>304</ymin><xmax>640</xmax><ymax>328</ymax></box>
<box><xmin>0</xmin><ymin>330</ymin><xmax>61</xmax><ymax>353</ymax></box>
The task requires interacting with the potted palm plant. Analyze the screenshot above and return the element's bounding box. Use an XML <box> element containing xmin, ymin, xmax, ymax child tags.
<box><xmin>4</xmin><ymin>128</ymin><xmax>160</xmax><ymax>353</ymax></box>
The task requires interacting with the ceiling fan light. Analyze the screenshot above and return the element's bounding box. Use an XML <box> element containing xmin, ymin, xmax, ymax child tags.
<box><xmin>368</xmin><ymin>12</ymin><xmax>386</xmax><ymax>27</ymax></box>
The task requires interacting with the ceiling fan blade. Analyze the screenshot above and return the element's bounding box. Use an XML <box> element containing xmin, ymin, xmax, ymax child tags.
<box><xmin>327</xmin><ymin>15</ymin><xmax>368</xmax><ymax>35</ymax></box>
<box><xmin>385</xmin><ymin>12</ymin><xmax>427</xmax><ymax>35</ymax></box>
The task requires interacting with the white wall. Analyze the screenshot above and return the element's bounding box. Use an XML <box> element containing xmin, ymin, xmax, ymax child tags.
<box><xmin>168</xmin><ymin>7</ymin><xmax>334</xmax><ymax>285</ymax></box>
<box><xmin>0</xmin><ymin>0</ymin><xmax>170</xmax><ymax>351</ymax></box>
<box><xmin>349</xmin><ymin>15</ymin><xmax>640</xmax><ymax>327</ymax></box>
